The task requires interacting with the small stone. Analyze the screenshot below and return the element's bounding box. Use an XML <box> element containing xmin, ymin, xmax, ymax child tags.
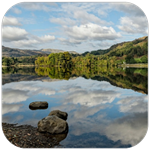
<box><xmin>29</xmin><ymin>101</ymin><xmax>48</xmax><ymax>110</ymax></box>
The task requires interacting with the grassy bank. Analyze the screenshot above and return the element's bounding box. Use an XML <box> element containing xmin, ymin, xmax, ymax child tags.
<box><xmin>120</xmin><ymin>63</ymin><xmax>148</xmax><ymax>68</ymax></box>
<box><xmin>2</xmin><ymin>63</ymin><xmax>148</xmax><ymax>68</ymax></box>
<box><xmin>2</xmin><ymin>64</ymin><xmax>36</xmax><ymax>67</ymax></box>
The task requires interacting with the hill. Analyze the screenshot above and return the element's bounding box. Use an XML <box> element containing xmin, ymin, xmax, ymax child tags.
<box><xmin>2</xmin><ymin>46</ymin><xmax>45</xmax><ymax>57</ymax></box>
<box><xmin>82</xmin><ymin>36</ymin><xmax>148</xmax><ymax>57</ymax></box>
<box><xmin>2</xmin><ymin>46</ymin><xmax>78</xmax><ymax>57</ymax></box>
<box><xmin>41</xmin><ymin>48</ymin><xmax>78</xmax><ymax>55</ymax></box>
<box><xmin>105</xmin><ymin>36</ymin><xmax>148</xmax><ymax>56</ymax></box>
<box><xmin>81</xmin><ymin>36</ymin><xmax>148</xmax><ymax>64</ymax></box>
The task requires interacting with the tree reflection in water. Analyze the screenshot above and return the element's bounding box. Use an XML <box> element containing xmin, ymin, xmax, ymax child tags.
<box><xmin>35</xmin><ymin>66</ymin><xmax>148</xmax><ymax>94</ymax></box>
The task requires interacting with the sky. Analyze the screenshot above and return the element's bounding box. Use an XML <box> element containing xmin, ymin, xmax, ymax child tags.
<box><xmin>2</xmin><ymin>2</ymin><xmax>148</xmax><ymax>53</ymax></box>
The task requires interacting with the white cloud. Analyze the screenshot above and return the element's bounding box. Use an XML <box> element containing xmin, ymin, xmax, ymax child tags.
<box><xmin>10</xmin><ymin>34</ymin><xmax>55</xmax><ymax>47</ymax></box>
<box><xmin>50</xmin><ymin>17</ymin><xmax>76</xmax><ymax>26</ymax></box>
<box><xmin>49</xmin><ymin>3</ymin><xmax>111</xmax><ymax>27</ymax></box>
<box><xmin>12</xmin><ymin>39</ymin><xmax>39</xmax><ymax>48</ymax></box>
<box><xmin>2</xmin><ymin>103</ymin><xmax>23</xmax><ymax>115</ymax></box>
<box><xmin>18</xmin><ymin>2</ymin><xmax>49</xmax><ymax>11</ymax></box>
<box><xmin>49</xmin><ymin>5</ymin><xmax>111</xmax><ymax>29</ymax></box>
<box><xmin>96</xmin><ymin>41</ymin><xmax>114</xmax><ymax>49</ymax></box>
<box><xmin>2</xmin><ymin>89</ymin><xmax>29</xmax><ymax>104</ymax></box>
<box><xmin>73</xmin><ymin>104</ymin><xmax>108</xmax><ymax>119</ymax></box>
<box><xmin>38</xmin><ymin>35</ymin><xmax>55</xmax><ymax>42</ymax></box>
<box><xmin>40</xmin><ymin>89</ymin><xmax>56</xmax><ymax>95</ymax></box>
<box><xmin>19</xmin><ymin>2</ymin><xmax>51</xmax><ymax>12</ymax></box>
<box><xmin>58</xmin><ymin>37</ymin><xmax>83</xmax><ymax>46</ymax></box>
<box><xmin>11</xmin><ymin>7</ymin><xmax>22</xmax><ymax>14</ymax></box>
<box><xmin>63</xmin><ymin>23</ymin><xmax>121</xmax><ymax>42</ymax></box>
<box><xmin>118</xmin><ymin>16</ymin><xmax>148</xmax><ymax>34</ymax></box>
<box><xmin>64</xmin><ymin>88</ymin><xmax>120</xmax><ymax>107</ymax></box>
<box><xmin>117</xmin><ymin>95</ymin><xmax>148</xmax><ymax>113</ymax></box>
<box><xmin>2</xmin><ymin>24</ymin><xmax>55</xmax><ymax>47</ymax></box>
<box><xmin>2</xmin><ymin>26</ymin><xmax>28</xmax><ymax>42</ymax></box>
<box><xmin>111</xmin><ymin>2</ymin><xmax>145</xmax><ymax>16</ymax></box>
<box><xmin>105</xmin><ymin>113</ymin><xmax>148</xmax><ymax>146</ymax></box>
<box><xmin>74</xmin><ymin>10</ymin><xmax>107</xmax><ymax>25</ymax></box>
<box><xmin>2</xmin><ymin>16</ymin><xmax>21</xmax><ymax>26</ymax></box>
<box><xmin>2</xmin><ymin>81</ymin><xmax>56</xmax><ymax>104</ymax></box>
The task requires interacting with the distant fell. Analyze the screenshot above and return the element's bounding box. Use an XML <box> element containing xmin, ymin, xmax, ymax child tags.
<box><xmin>2</xmin><ymin>46</ymin><xmax>45</xmax><ymax>57</ymax></box>
<box><xmin>41</xmin><ymin>48</ymin><xmax>78</xmax><ymax>54</ymax></box>
<box><xmin>2</xmin><ymin>46</ymin><xmax>78</xmax><ymax>57</ymax></box>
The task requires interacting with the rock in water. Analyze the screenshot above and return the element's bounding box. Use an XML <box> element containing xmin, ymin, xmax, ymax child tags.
<box><xmin>48</xmin><ymin>110</ymin><xmax>68</xmax><ymax>120</ymax></box>
<box><xmin>38</xmin><ymin>116</ymin><xmax>68</xmax><ymax>134</ymax></box>
<box><xmin>29</xmin><ymin>101</ymin><xmax>48</xmax><ymax>110</ymax></box>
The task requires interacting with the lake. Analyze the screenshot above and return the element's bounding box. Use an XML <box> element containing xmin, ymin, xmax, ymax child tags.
<box><xmin>2</xmin><ymin>67</ymin><xmax>148</xmax><ymax>148</ymax></box>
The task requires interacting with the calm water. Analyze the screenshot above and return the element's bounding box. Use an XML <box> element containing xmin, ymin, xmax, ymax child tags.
<box><xmin>2</xmin><ymin>67</ymin><xmax>148</xmax><ymax>148</ymax></box>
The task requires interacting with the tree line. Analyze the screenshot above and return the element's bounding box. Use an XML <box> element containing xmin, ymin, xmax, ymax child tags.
<box><xmin>2</xmin><ymin>56</ymin><xmax>37</xmax><ymax>66</ymax></box>
<box><xmin>35</xmin><ymin>44</ymin><xmax>148</xmax><ymax>68</ymax></box>
<box><xmin>35</xmin><ymin>52</ymin><xmax>119</xmax><ymax>67</ymax></box>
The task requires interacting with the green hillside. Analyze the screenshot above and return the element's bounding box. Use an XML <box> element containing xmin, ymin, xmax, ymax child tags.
<box><xmin>82</xmin><ymin>36</ymin><xmax>148</xmax><ymax>64</ymax></box>
<box><xmin>104</xmin><ymin>36</ymin><xmax>148</xmax><ymax>64</ymax></box>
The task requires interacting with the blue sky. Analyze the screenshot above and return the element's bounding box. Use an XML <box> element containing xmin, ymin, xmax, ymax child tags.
<box><xmin>2</xmin><ymin>2</ymin><xmax>148</xmax><ymax>53</ymax></box>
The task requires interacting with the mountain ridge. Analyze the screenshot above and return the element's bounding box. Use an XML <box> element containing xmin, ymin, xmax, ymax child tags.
<box><xmin>2</xmin><ymin>46</ymin><xmax>78</xmax><ymax>57</ymax></box>
<box><xmin>41</xmin><ymin>48</ymin><xmax>78</xmax><ymax>54</ymax></box>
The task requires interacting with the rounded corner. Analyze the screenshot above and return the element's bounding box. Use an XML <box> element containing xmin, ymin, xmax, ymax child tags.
<box><xmin>1</xmin><ymin>123</ymin><xmax>21</xmax><ymax>148</ymax></box>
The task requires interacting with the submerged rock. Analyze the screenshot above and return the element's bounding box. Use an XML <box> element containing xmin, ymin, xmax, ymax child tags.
<box><xmin>29</xmin><ymin>101</ymin><xmax>48</xmax><ymax>110</ymax></box>
<box><xmin>38</xmin><ymin>115</ymin><xmax>68</xmax><ymax>134</ymax></box>
<box><xmin>48</xmin><ymin>110</ymin><xmax>68</xmax><ymax>121</ymax></box>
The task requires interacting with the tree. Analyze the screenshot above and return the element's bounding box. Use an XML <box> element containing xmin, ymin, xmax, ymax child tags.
<box><xmin>141</xmin><ymin>55</ymin><xmax>148</xmax><ymax>63</ymax></box>
<box><xmin>2</xmin><ymin>57</ymin><xmax>14</xmax><ymax>66</ymax></box>
<box><xmin>125</xmin><ymin>55</ymin><xmax>132</xmax><ymax>63</ymax></box>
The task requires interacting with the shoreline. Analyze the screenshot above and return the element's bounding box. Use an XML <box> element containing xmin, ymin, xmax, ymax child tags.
<box><xmin>2</xmin><ymin>65</ymin><xmax>36</xmax><ymax>67</ymax></box>
<box><xmin>120</xmin><ymin>63</ymin><xmax>148</xmax><ymax>68</ymax></box>
<box><xmin>2</xmin><ymin>122</ymin><xmax>66</xmax><ymax>148</ymax></box>
<box><xmin>2</xmin><ymin>63</ymin><xmax>148</xmax><ymax>68</ymax></box>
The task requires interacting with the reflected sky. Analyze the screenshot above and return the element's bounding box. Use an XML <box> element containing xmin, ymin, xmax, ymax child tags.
<box><xmin>2</xmin><ymin>77</ymin><xmax>148</xmax><ymax>148</ymax></box>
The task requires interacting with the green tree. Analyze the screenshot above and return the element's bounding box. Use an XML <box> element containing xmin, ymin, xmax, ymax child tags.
<box><xmin>141</xmin><ymin>55</ymin><xmax>148</xmax><ymax>63</ymax></box>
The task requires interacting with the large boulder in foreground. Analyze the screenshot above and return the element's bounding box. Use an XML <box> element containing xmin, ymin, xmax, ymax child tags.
<box><xmin>29</xmin><ymin>101</ymin><xmax>48</xmax><ymax>110</ymax></box>
<box><xmin>38</xmin><ymin>115</ymin><xmax>68</xmax><ymax>134</ymax></box>
<box><xmin>48</xmin><ymin>110</ymin><xmax>68</xmax><ymax>121</ymax></box>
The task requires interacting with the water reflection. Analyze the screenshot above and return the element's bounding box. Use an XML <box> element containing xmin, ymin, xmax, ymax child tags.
<box><xmin>2</xmin><ymin>67</ymin><xmax>45</xmax><ymax>85</ymax></box>
<box><xmin>104</xmin><ymin>112</ymin><xmax>147</xmax><ymax>146</ymax></box>
<box><xmin>43</xmin><ymin>132</ymin><xmax>68</xmax><ymax>147</ymax></box>
<box><xmin>2</xmin><ymin>66</ymin><xmax>147</xmax><ymax>94</ymax></box>
<box><xmin>2</xmin><ymin>75</ymin><xmax>148</xmax><ymax>147</ymax></box>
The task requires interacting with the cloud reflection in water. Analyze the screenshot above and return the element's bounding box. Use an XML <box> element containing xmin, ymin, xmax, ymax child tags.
<box><xmin>2</xmin><ymin>77</ymin><xmax>148</xmax><ymax>147</ymax></box>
